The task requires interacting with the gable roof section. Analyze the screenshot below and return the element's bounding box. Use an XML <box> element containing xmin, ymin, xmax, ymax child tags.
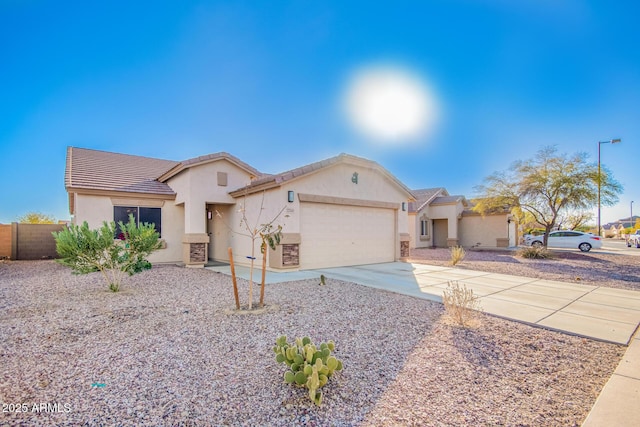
<box><xmin>158</xmin><ymin>152</ymin><xmax>261</xmax><ymax>182</ymax></box>
<box><xmin>431</xmin><ymin>195</ymin><xmax>468</xmax><ymax>206</ymax></box>
<box><xmin>408</xmin><ymin>187</ymin><xmax>448</xmax><ymax>213</ymax></box>
<box><xmin>66</xmin><ymin>147</ymin><xmax>179</xmax><ymax>196</ymax></box>
<box><xmin>229</xmin><ymin>153</ymin><xmax>415</xmax><ymax>199</ymax></box>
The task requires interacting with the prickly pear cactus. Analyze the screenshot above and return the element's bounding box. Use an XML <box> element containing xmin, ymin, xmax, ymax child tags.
<box><xmin>273</xmin><ymin>335</ymin><xmax>343</xmax><ymax>406</ymax></box>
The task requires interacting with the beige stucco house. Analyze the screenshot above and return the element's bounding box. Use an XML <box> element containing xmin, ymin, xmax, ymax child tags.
<box><xmin>65</xmin><ymin>147</ymin><xmax>414</xmax><ymax>269</ymax></box>
<box><xmin>408</xmin><ymin>188</ymin><xmax>516</xmax><ymax>249</ymax></box>
<box><xmin>602</xmin><ymin>217</ymin><xmax>639</xmax><ymax>239</ymax></box>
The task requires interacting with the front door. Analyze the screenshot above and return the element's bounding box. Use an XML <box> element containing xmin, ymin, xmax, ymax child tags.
<box><xmin>433</xmin><ymin>219</ymin><xmax>448</xmax><ymax>248</ymax></box>
<box><xmin>206</xmin><ymin>204</ymin><xmax>215</xmax><ymax>261</ymax></box>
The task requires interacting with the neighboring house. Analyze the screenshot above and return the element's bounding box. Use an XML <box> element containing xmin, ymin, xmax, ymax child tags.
<box><xmin>619</xmin><ymin>216</ymin><xmax>640</xmax><ymax>230</ymax></box>
<box><xmin>407</xmin><ymin>188</ymin><xmax>516</xmax><ymax>249</ymax></box>
<box><xmin>65</xmin><ymin>147</ymin><xmax>414</xmax><ymax>269</ymax></box>
<box><xmin>602</xmin><ymin>216</ymin><xmax>640</xmax><ymax>238</ymax></box>
<box><xmin>601</xmin><ymin>223</ymin><xmax>621</xmax><ymax>238</ymax></box>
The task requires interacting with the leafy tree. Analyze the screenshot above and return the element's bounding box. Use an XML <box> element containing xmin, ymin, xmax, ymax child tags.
<box><xmin>18</xmin><ymin>212</ymin><xmax>56</xmax><ymax>224</ymax></box>
<box><xmin>474</xmin><ymin>146</ymin><xmax>622</xmax><ymax>247</ymax></box>
<box><xmin>53</xmin><ymin>215</ymin><xmax>161</xmax><ymax>292</ymax></box>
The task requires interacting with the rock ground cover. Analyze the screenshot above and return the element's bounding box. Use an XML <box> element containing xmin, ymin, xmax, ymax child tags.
<box><xmin>0</xmin><ymin>260</ymin><xmax>626</xmax><ymax>426</ymax></box>
<box><xmin>409</xmin><ymin>247</ymin><xmax>640</xmax><ymax>291</ymax></box>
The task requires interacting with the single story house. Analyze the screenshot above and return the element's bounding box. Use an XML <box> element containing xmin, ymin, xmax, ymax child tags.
<box><xmin>65</xmin><ymin>147</ymin><xmax>414</xmax><ymax>269</ymax></box>
<box><xmin>408</xmin><ymin>187</ymin><xmax>516</xmax><ymax>249</ymax></box>
<box><xmin>65</xmin><ymin>147</ymin><xmax>516</xmax><ymax>269</ymax></box>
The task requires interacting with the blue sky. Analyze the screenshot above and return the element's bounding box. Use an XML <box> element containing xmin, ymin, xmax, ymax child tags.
<box><xmin>1</xmin><ymin>0</ymin><xmax>638</xmax><ymax>224</ymax></box>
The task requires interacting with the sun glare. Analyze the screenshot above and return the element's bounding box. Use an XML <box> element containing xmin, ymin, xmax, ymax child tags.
<box><xmin>342</xmin><ymin>65</ymin><xmax>438</xmax><ymax>143</ymax></box>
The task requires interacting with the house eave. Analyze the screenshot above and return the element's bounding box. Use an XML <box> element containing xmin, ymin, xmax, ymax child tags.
<box><xmin>229</xmin><ymin>179</ymin><xmax>280</xmax><ymax>198</ymax></box>
<box><xmin>66</xmin><ymin>186</ymin><xmax>176</xmax><ymax>200</ymax></box>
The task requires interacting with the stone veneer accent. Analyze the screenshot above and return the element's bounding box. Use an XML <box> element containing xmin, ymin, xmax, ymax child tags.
<box><xmin>190</xmin><ymin>243</ymin><xmax>206</xmax><ymax>263</ymax></box>
<box><xmin>269</xmin><ymin>233</ymin><xmax>301</xmax><ymax>269</ymax></box>
<box><xmin>400</xmin><ymin>241</ymin><xmax>410</xmax><ymax>258</ymax></box>
<box><xmin>182</xmin><ymin>233</ymin><xmax>209</xmax><ymax>267</ymax></box>
<box><xmin>399</xmin><ymin>233</ymin><xmax>411</xmax><ymax>259</ymax></box>
<box><xmin>282</xmin><ymin>244</ymin><xmax>299</xmax><ymax>267</ymax></box>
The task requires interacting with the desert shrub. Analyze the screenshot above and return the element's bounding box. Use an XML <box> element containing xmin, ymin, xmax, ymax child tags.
<box><xmin>450</xmin><ymin>245</ymin><xmax>466</xmax><ymax>266</ymax></box>
<box><xmin>274</xmin><ymin>336</ymin><xmax>343</xmax><ymax>406</ymax></box>
<box><xmin>53</xmin><ymin>215</ymin><xmax>160</xmax><ymax>292</ymax></box>
<box><xmin>517</xmin><ymin>246</ymin><xmax>554</xmax><ymax>259</ymax></box>
<box><xmin>442</xmin><ymin>281</ymin><xmax>481</xmax><ymax>327</ymax></box>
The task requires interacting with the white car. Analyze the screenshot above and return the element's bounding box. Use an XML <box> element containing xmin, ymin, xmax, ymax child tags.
<box><xmin>528</xmin><ymin>231</ymin><xmax>602</xmax><ymax>252</ymax></box>
<box><xmin>627</xmin><ymin>230</ymin><xmax>640</xmax><ymax>248</ymax></box>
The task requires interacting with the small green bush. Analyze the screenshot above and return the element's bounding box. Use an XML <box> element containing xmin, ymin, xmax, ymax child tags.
<box><xmin>53</xmin><ymin>214</ymin><xmax>161</xmax><ymax>292</ymax></box>
<box><xmin>450</xmin><ymin>246</ymin><xmax>466</xmax><ymax>266</ymax></box>
<box><xmin>518</xmin><ymin>246</ymin><xmax>554</xmax><ymax>259</ymax></box>
<box><xmin>273</xmin><ymin>336</ymin><xmax>343</xmax><ymax>406</ymax></box>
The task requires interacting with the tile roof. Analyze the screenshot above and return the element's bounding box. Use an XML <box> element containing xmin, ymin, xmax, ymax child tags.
<box><xmin>431</xmin><ymin>195</ymin><xmax>467</xmax><ymax>205</ymax></box>
<box><xmin>229</xmin><ymin>153</ymin><xmax>415</xmax><ymax>198</ymax></box>
<box><xmin>66</xmin><ymin>147</ymin><xmax>179</xmax><ymax>195</ymax></box>
<box><xmin>408</xmin><ymin>187</ymin><xmax>447</xmax><ymax>213</ymax></box>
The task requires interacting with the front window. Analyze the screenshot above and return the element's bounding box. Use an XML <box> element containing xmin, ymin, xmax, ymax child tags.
<box><xmin>114</xmin><ymin>206</ymin><xmax>161</xmax><ymax>237</ymax></box>
<box><xmin>420</xmin><ymin>219</ymin><xmax>429</xmax><ymax>237</ymax></box>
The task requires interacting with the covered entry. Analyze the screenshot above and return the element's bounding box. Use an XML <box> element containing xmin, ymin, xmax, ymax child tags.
<box><xmin>299</xmin><ymin>202</ymin><xmax>396</xmax><ymax>269</ymax></box>
<box><xmin>433</xmin><ymin>219</ymin><xmax>448</xmax><ymax>248</ymax></box>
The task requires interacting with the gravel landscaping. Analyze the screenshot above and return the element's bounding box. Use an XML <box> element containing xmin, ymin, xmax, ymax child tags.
<box><xmin>0</xmin><ymin>259</ymin><xmax>627</xmax><ymax>426</ymax></box>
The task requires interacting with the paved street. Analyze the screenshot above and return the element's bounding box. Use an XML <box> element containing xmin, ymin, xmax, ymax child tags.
<box><xmin>600</xmin><ymin>239</ymin><xmax>640</xmax><ymax>256</ymax></box>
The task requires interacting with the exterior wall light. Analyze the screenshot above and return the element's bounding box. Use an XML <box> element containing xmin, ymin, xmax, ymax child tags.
<box><xmin>287</xmin><ymin>190</ymin><xmax>295</xmax><ymax>203</ymax></box>
<box><xmin>402</xmin><ymin>202</ymin><xmax>406</xmax><ymax>211</ymax></box>
<box><xmin>352</xmin><ymin>172</ymin><xmax>358</xmax><ymax>184</ymax></box>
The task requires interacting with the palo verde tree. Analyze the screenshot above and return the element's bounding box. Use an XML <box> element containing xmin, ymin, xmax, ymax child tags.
<box><xmin>18</xmin><ymin>212</ymin><xmax>56</xmax><ymax>224</ymax></box>
<box><xmin>473</xmin><ymin>146</ymin><xmax>622</xmax><ymax>247</ymax></box>
<box><xmin>53</xmin><ymin>215</ymin><xmax>161</xmax><ymax>292</ymax></box>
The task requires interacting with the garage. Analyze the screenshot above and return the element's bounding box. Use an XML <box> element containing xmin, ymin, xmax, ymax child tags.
<box><xmin>299</xmin><ymin>202</ymin><xmax>396</xmax><ymax>269</ymax></box>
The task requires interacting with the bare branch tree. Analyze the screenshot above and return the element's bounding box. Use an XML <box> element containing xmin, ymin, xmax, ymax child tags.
<box><xmin>216</xmin><ymin>191</ymin><xmax>285</xmax><ymax>309</ymax></box>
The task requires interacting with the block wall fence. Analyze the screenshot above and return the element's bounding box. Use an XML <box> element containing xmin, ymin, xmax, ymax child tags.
<box><xmin>0</xmin><ymin>223</ymin><xmax>65</xmax><ymax>260</ymax></box>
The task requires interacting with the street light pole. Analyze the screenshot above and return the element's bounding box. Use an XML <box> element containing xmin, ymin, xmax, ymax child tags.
<box><xmin>597</xmin><ymin>138</ymin><xmax>621</xmax><ymax>237</ymax></box>
<box><xmin>632</xmin><ymin>201</ymin><xmax>635</xmax><ymax>229</ymax></box>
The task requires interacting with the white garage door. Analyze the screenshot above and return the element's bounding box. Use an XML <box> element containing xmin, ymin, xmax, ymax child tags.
<box><xmin>299</xmin><ymin>203</ymin><xmax>395</xmax><ymax>269</ymax></box>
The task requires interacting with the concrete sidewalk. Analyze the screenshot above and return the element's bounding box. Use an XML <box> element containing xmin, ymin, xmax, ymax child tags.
<box><xmin>582</xmin><ymin>333</ymin><xmax>640</xmax><ymax>426</ymax></box>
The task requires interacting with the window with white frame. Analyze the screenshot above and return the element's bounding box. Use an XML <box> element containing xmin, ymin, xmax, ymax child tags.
<box><xmin>420</xmin><ymin>216</ymin><xmax>429</xmax><ymax>238</ymax></box>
